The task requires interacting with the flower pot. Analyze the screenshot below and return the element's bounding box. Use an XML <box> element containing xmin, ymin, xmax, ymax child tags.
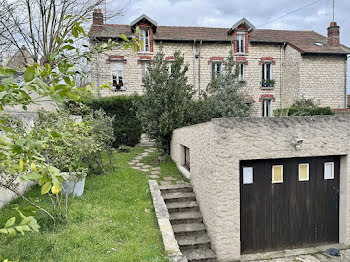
<box><xmin>62</xmin><ymin>173</ymin><xmax>87</xmax><ymax>197</ymax></box>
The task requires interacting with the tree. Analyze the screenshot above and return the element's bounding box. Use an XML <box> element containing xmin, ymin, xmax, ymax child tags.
<box><xmin>0</xmin><ymin>18</ymin><xmax>139</xmax><ymax>234</ymax></box>
<box><xmin>206</xmin><ymin>49</ymin><xmax>251</xmax><ymax>118</ymax></box>
<box><xmin>0</xmin><ymin>0</ymin><xmax>130</xmax><ymax>65</ymax></box>
<box><xmin>136</xmin><ymin>49</ymin><xmax>194</xmax><ymax>154</ymax></box>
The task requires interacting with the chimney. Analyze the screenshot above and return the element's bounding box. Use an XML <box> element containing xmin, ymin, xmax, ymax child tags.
<box><xmin>327</xmin><ymin>21</ymin><xmax>340</xmax><ymax>47</ymax></box>
<box><xmin>93</xmin><ymin>9</ymin><xmax>103</xmax><ymax>25</ymax></box>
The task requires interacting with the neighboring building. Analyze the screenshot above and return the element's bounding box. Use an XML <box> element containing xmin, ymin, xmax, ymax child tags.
<box><xmin>88</xmin><ymin>10</ymin><xmax>350</xmax><ymax>117</ymax></box>
<box><xmin>170</xmin><ymin>115</ymin><xmax>350</xmax><ymax>261</ymax></box>
<box><xmin>1</xmin><ymin>46</ymin><xmax>57</xmax><ymax>113</ymax></box>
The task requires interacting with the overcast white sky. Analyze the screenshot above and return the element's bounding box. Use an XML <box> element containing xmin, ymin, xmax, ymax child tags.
<box><xmin>108</xmin><ymin>0</ymin><xmax>350</xmax><ymax>93</ymax></box>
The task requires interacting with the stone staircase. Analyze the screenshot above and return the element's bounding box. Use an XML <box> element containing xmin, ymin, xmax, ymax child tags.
<box><xmin>160</xmin><ymin>184</ymin><xmax>217</xmax><ymax>262</ymax></box>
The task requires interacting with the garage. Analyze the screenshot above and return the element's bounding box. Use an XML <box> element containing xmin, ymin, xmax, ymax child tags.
<box><xmin>240</xmin><ymin>155</ymin><xmax>340</xmax><ymax>254</ymax></box>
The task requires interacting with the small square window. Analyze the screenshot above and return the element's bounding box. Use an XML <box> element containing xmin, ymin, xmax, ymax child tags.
<box><xmin>324</xmin><ymin>162</ymin><xmax>334</xmax><ymax>180</ymax></box>
<box><xmin>272</xmin><ymin>165</ymin><xmax>283</xmax><ymax>183</ymax></box>
<box><xmin>299</xmin><ymin>163</ymin><xmax>309</xmax><ymax>181</ymax></box>
<box><xmin>243</xmin><ymin>167</ymin><xmax>253</xmax><ymax>184</ymax></box>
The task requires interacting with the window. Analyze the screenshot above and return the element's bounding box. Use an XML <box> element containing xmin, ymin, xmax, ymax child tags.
<box><xmin>299</xmin><ymin>163</ymin><xmax>309</xmax><ymax>181</ymax></box>
<box><xmin>272</xmin><ymin>165</ymin><xmax>283</xmax><ymax>183</ymax></box>
<box><xmin>243</xmin><ymin>167</ymin><xmax>253</xmax><ymax>184</ymax></box>
<box><xmin>262</xmin><ymin>62</ymin><xmax>273</xmax><ymax>80</ymax></box>
<box><xmin>324</xmin><ymin>162</ymin><xmax>334</xmax><ymax>180</ymax></box>
<box><xmin>237</xmin><ymin>33</ymin><xmax>245</xmax><ymax>53</ymax></box>
<box><xmin>141</xmin><ymin>61</ymin><xmax>150</xmax><ymax>84</ymax></box>
<box><xmin>262</xmin><ymin>99</ymin><xmax>273</xmax><ymax>117</ymax></box>
<box><xmin>167</xmin><ymin>61</ymin><xmax>173</xmax><ymax>75</ymax></box>
<box><xmin>238</xmin><ymin>63</ymin><xmax>245</xmax><ymax>81</ymax></box>
<box><xmin>211</xmin><ymin>62</ymin><xmax>222</xmax><ymax>79</ymax></box>
<box><xmin>111</xmin><ymin>61</ymin><xmax>125</xmax><ymax>91</ymax></box>
<box><xmin>183</xmin><ymin>146</ymin><xmax>190</xmax><ymax>171</ymax></box>
<box><xmin>140</xmin><ymin>29</ymin><xmax>150</xmax><ymax>52</ymax></box>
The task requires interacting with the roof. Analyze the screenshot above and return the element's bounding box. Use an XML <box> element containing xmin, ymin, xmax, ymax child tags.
<box><xmin>230</xmin><ymin>18</ymin><xmax>255</xmax><ymax>32</ymax></box>
<box><xmin>249</xmin><ymin>29</ymin><xmax>350</xmax><ymax>55</ymax></box>
<box><xmin>89</xmin><ymin>22</ymin><xmax>350</xmax><ymax>55</ymax></box>
<box><xmin>130</xmin><ymin>14</ymin><xmax>158</xmax><ymax>27</ymax></box>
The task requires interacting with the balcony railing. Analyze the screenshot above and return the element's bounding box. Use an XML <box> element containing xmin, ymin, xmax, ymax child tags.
<box><xmin>261</xmin><ymin>79</ymin><xmax>275</xmax><ymax>88</ymax></box>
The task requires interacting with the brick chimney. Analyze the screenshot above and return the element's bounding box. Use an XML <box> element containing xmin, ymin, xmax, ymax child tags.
<box><xmin>327</xmin><ymin>21</ymin><xmax>340</xmax><ymax>47</ymax></box>
<box><xmin>93</xmin><ymin>9</ymin><xmax>103</xmax><ymax>25</ymax></box>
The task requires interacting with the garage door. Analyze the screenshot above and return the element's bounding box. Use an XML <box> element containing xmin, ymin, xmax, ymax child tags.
<box><xmin>240</xmin><ymin>156</ymin><xmax>340</xmax><ymax>254</ymax></box>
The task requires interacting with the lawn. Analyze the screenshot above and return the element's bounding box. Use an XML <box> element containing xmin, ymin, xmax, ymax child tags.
<box><xmin>140</xmin><ymin>151</ymin><xmax>189</xmax><ymax>183</ymax></box>
<box><xmin>0</xmin><ymin>147</ymin><xmax>169</xmax><ymax>262</ymax></box>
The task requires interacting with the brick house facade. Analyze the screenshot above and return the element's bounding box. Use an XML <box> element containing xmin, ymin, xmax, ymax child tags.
<box><xmin>88</xmin><ymin>11</ymin><xmax>350</xmax><ymax>117</ymax></box>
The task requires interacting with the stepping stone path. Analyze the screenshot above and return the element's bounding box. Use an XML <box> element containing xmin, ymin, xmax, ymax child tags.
<box><xmin>128</xmin><ymin>147</ymin><xmax>186</xmax><ymax>185</ymax></box>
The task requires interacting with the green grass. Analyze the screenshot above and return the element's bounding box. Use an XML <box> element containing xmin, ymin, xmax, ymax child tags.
<box><xmin>0</xmin><ymin>147</ymin><xmax>169</xmax><ymax>262</ymax></box>
<box><xmin>141</xmin><ymin>150</ymin><xmax>189</xmax><ymax>183</ymax></box>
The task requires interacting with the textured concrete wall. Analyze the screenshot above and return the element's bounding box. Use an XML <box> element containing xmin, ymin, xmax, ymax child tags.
<box><xmin>171</xmin><ymin>115</ymin><xmax>350</xmax><ymax>261</ymax></box>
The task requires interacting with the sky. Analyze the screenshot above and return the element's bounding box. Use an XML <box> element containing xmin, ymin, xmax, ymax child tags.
<box><xmin>108</xmin><ymin>0</ymin><xmax>350</xmax><ymax>94</ymax></box>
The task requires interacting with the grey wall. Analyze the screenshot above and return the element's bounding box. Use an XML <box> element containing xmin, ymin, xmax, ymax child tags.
<box><xmin>171</xmin><ymin>115</ymin><xmax>350</xmax><ymax>261</ymax></box>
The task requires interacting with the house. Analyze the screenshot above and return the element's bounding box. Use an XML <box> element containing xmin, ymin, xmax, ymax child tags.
<box><xmin>88</xmin><ymin>10</ymin><xmax>350</xmax><ymax>117</ymax></box>
<box><xmin>170</xmin><ymin>115</ymin><xmax>350</xmax><ymax>261</ymax></box>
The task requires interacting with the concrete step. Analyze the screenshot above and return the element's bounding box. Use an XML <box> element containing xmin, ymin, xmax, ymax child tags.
<box><xmin>176</xmin><ymin>233</ymin><xmax>211</xmax><ymax>250</ymax></box>
<box><xmin>170</xmin><ymin>211</ymin><xmax>203</xmax><ymax>224</ymax></box>
<box><xmin>182</xmin><ymin>248</ymin><xmax>217</xmax><ymax>262</ymax></box>
<box><xmin>173</xmin><ymin>223</ymin><xmax>207</xmax><ymax>236</ymax></box>
<box><xmin>160</xmin><ymin>183</ymin><xmax>193</xmax><ymax>193</ymax></box>
<box><xmin>167</xmin><ymin>201</ymin><xmax>198</xmax><ymax>213</ymax></box>
<box><xmin>162</xmin><ymin>192</ymin><xmax>196</xmax><ymax>203</ymax></box>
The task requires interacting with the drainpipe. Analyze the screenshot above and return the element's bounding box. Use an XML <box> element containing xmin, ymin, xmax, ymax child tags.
<box><xmin>280</xmin><ymin>42</ymin><xmax>286</xmax><ymax>108</ymax></box>
<box><xmin>94</xmin><ymin>38</ymin><xmax>101</xmax><ymax>96</ymax></box>
<box><xmin>345</xmin><ymin>55</ymin><xmax>349</xmax><ymax>108</ymax></box>
<box><xmin>193</xmin><ymin>40</ymin><xmax>196</xmax><ymax>94</ymax></box>
<box><xmin>198</xmin><ymin>40</ymin><xmax>202</xmax><ymax>96</ymax></box>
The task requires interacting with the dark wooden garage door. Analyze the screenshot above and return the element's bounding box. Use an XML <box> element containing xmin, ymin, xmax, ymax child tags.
<box><xmin>240</xmin><ymin>156</ymin><xmax>340</xmax><ymax>254</ymax></box>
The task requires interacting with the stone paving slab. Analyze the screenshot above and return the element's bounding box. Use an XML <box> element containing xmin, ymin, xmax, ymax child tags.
<box><xmin>150</xmin><ymin>175</ymin><xmax>160</xmax><ymax>179</ymax></box>
<box><xmin>151</xmin><ymin>171</ymin><xmax>160</xmax><ymax>175</ymax></box>
<box><xmin>164</xmin><ymin>177</ymin><xmax>176</xmax><ymax>181</ymax></box>
<box><xmin>152</xmin><ymin>167</ymin><xmax>161</xmax><ymax>171</ymax></box>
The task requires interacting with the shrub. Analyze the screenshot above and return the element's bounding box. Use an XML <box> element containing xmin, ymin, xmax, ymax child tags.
<box><xmin>206</xmin><ymin>49</ymin><xmax>251</xmax><ymax>118</ymax></box>
<box><xmin>274</xmin><ymin>99</ymin><xmax>334</xmax><ymax>116</ymax></box>
<box><xmin>135</xmin><ymin>49</ymin><xmax>194</xmax><ymax>154</ymax></box>
<box><xmin>83</xmin><ymin>96</ymin><xmax>142</xmax><ymax>147</ymax></box>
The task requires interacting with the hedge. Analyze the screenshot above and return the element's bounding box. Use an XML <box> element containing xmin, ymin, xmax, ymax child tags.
<box><xmin>83</xmin><ymin>96</ymin><xmax>142</xmax><ymax>147</ymax></box>
<box><xmin>274</xmin><ymin>106</ymin><xmax>334</xmax><ymax>117</ymax></box>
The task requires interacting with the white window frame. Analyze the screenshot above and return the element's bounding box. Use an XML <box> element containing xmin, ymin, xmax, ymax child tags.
<box><xmin>140</xmin><ymin>29</ymin><xmax>150</xmax><ymax>53</ymax></box>
<box><xmin>211</xmin><ymin>61</ymin><xmax>223</xmax><ymax>80</ymax></box>
<box><xmin>262</xmin><ymin>98</ymin><xmax>273</xmax><ymax>117</ymax></box>
<box><xmin>324</xmin><ymin>162</ymin><xmax>335</xmax><ymax>180</ymax></box>
<box><xmin>167</xmin><ymin>61</ymin><xmax>173</xmax><ymax>76</ymax></box>
<box><xmin>262</xmin><ymin>62</ymin><xmax>273</xmax><ymax>80</ymax></box>
<box><xmin>298</xmin><ymin>163</ymin><xmax>310</xmax><ymax>181</ymax></box>
<box><xmin>237</xmin><ymin>33</ymin><xmax>246</xmax><ymax>53</ymax></box>
<box><xmin>272</xmin><ymin>165</ymin><xmax>283</xmax><ymax>184</ymax></box>
<box><xmin>238</xmin><ymin>63</ymin><xmax>245</xmax><ymax>81</ymax></box>
<box><xmin>141</xmin><ymin>60</ymin><xmax>150</xmax><ymax>85</ymax></box>
<box><xmin>110</xmin><ymin>61</ymin><xmax>125</xmax><ymax>91</ymax></box>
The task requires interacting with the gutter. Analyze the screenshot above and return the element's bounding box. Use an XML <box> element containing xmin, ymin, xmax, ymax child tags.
<box><xmin>346</xmin><ymin>55</ymin><xmax>349</xmax><ymax>107</ymax></box>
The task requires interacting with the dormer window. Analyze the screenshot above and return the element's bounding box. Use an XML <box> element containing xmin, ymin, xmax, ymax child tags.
<box><xmin>140</xmin><ymin>29</ymin><xmax>150</xmax><ymax>52</ymax></box>
<box><xmin>237</xmin><ymin>33</ymin><xmax>246</xmax><ymax>53</ymax></box>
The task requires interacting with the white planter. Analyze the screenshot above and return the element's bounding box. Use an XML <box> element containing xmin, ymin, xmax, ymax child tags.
<box><xmin>62</xmin><ymin>173</ymin><xmax>87</xmax><ymax>197</ymax></box>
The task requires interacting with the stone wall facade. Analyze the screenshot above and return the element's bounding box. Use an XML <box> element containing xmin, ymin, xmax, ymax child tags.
<box><xmin>170</xmin><ymin>116</ymin><xmax>350</xmax><ymax>261</ymax></box>
<box><xmin>90</xmin><ymin>36</ymin><xmax>348</xmax><ymax>116</ymax></box>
